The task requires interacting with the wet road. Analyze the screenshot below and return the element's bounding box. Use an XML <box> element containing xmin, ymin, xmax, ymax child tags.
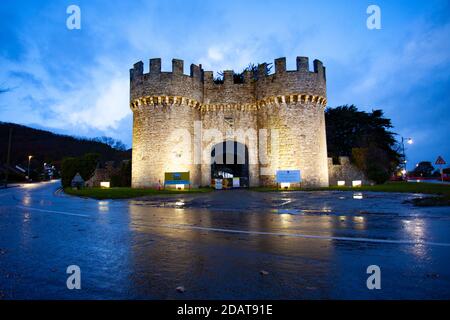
<box><xmin>0</xmin><ymin>180</ymin><xmax>450</xmax><ymax>299</ymax></box>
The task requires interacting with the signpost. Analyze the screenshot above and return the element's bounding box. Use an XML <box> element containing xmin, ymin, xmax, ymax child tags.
<box><xmin>435</xmin><ymin>156</ymin><xmax>446</xmax><ymax>182</ymax></box>
<box><xmin>164</xmin><ymin>172</ymin><xmax>190</xmax><ymax>189</ymax></box>
<box><xmin>276</xmin><ymin>170</ymin><xmax>301</xmax><ymax>189</ymax></box>
<box><xmin>215</xmin><ymin>179</ymin><xmax>223</xmax><ymax>190</ymax></box>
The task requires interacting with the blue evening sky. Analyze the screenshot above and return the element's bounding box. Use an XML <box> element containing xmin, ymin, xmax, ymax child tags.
<box><xmin>0</xmin><ymin>0</ymin><xmax>449</xmax><ymax>169</ymax></box>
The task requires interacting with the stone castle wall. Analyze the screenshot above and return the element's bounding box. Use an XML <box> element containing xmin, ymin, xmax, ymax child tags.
<box><xmin>328</xmin><ymin>157</ymin><xmax>371</xmax><ymax>186</ymax></box>
<box><xmin>130</xmin><ymin>56</ymin><xmax>329</xmax><ymax>188</ymax></box>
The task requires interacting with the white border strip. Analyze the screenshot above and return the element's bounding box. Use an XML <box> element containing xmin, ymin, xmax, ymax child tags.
<box><xmin>14</xmin><ymin>205</ymin><xmax>450</xmax><ymax>247</ymax></box>
<box><xmin>16</xmin><ymin>205</ymin><xmax>90</xmax><ymax>217</ymax></box>
<box><xmin>164</xmin><ymin>224</ymin><xmax>450</xmax><ymax>247</ymax></box>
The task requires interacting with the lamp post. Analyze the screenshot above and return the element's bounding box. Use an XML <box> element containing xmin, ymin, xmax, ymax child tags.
<box><xmin>400</xmin><ymin>137</ymin><xmax>413</xmax><ymax>178</ymax></box>
<box><xmin>27</xmin><ymin>155</ymin><xmax>33</xmax><ymax>181</ymax></box>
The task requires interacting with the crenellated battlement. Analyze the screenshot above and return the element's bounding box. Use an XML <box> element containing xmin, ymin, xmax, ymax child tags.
<box><xmin>130</xmin><ymin>58</ymin><xmax>204</xmax><ymax>102</ymax></box>
<box><xmin>130</xmin><ymin>56</ymin><xmax>326</xmax><ymax>106</ymax></box>
<box><xmin>130</xmin><ymin>58</ymin><xmax>204</xmax><ymax>80</ymax></box>
<box><xmin>253</xmin><ymin>57</ymin><xmax>326</xmax><ymax>101</ymax></box>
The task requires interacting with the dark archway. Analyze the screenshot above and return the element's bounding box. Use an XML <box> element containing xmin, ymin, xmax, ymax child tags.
<box><xmin>211</xmin><ymin>141</ymin><xmax>249</xmax><ymax>187</ymax></box>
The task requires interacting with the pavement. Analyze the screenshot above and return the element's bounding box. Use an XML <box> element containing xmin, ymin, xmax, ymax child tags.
<box><xmin>0</xmin><ymin>180</ymin><xmax>449</xmax><ymax>299</ymax></box>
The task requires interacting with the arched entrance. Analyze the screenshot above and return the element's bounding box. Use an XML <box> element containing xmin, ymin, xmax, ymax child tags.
<box><xmin>211</xmin><ymin>141</ymin><xmax>249</xmax><ymax>188</ymax></box>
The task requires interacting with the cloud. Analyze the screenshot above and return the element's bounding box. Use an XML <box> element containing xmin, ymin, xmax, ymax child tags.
<box><xmin>328</xmin><ymin>19</ymin><xmax>450</xmax><ymax>167</ymax></box>
<box><xmin>0</xmin><ymin>3</ymin><xmax>136</xmax><ymax>144</ymax></box>
<box><xmin>1</xmin><ymin>0</ymin><xmax>449</xmax><ymax>163</ymax></box>
<box><xmin>0</xmin><ymin>47</ymin><xmax>131</xmax><ymax>141</ymax></box>
<box><xmin>199</xmin><ymin>39</ymin><xmax>277</xmax><ymax>76</ymax></box>
<box><xmin>207</xmin><ymin>47</ymin><xmax>224</xmax><ymax>62</ymax></box>
<box><xmin>347</xmin><ymin>22</ymin><xmax>450</xmax><ymax>101</ymax></box>
<box><xmin>0</xmin><ymin>87</ymin><xmax>11</xmax><ymax>94</ymax></box>
<box><xmin>64</xmin><ymin>76</ymin><xmax>130</xmax><ymax>131</ymax></box>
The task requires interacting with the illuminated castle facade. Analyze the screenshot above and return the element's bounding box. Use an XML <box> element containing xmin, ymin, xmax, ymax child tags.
<box><xmin>130</xmin><ymin>56</ymin><xmax>329</xmax><ymax>188</ymax></box>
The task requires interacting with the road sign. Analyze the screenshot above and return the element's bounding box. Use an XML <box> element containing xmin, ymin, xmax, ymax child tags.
<box><xmin>435</xmin><ymin>156</ymin><xmax>447</xmax><ymax>183</ymax></box>
<box><xmin>164</xmin><ymin>172</ymin><xmax>190</xmax><ymax>185</ymax></box>
<box><xmin>435</xmin><ymin>156</ymin><xmax>446</xmax><ymax>165</ymax></box>
<box><xmin>215</xmin><ymin>179</ymin><xmax>223</xmax><ymax>190</ymax></box>
<box><xmin>276</xmin><ymin>170</ymin><xmax>301</xmax><ymax>183</ymax></box>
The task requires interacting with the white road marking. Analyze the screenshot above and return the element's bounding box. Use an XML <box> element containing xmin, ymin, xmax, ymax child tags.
<box><xmin>16</xmin><ymin>205</ymin><xmax>90</xmax><ymax>217</ymax></box>
<box><xmin>13</xmin><ymin>205</ymin><xmax>450</xmax><ymax>247</ymax></box>
<box><xmin>164</xmin><ymin>224</ymin><xmax>450</xmax><ymax>247</ymax></box>
<box><xmin>277</xmin><ymin>199</ymin><xmax>295</xmax><ymax>207</ymax></box>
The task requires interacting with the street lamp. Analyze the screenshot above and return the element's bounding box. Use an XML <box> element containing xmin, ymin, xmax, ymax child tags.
<box><xmin>400</xmin><ymin>137</ymin><xmax>413</xmax><ymax>176</ymax></box>
<box><xmin>27</xmin><ymin>155</ymin><xmax>33</xmax><ymax>181</ymax></box>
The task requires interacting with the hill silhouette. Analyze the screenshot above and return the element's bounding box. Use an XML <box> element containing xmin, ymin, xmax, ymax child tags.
<box><xmin>0</xmin><ymin>122</ymin><xmax>131</xmax><ymax>169</ymax></box>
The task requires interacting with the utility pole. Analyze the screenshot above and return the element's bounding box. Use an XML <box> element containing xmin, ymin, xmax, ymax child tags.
<box><xmin>4</xmin><ymin>127</ymin><xmax>12</xmax><ymax>188</ymax></box>
<box><xmin>401</xmin><ymin>137</ymin><xmax>406</xmax><ymax>171</ymax></box>
<box><xmin>400</xmin><ymin>137</ymin><xmax>413</xmax><ymax>179</ymax></box>
<box><xmin>27</xmin><ymin>155</ymin><xmax>33</xmax><ymax>182</ymax></box>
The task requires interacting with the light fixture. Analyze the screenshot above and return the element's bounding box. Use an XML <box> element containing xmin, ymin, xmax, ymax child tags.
<box><xmin>337</xmin><ymin>180</ymin><xmax>345</xmax><ymax>186</ymax></box>
<box><xmin>352</xmin><ymin>180</ymin><xmax>362</xmax><ymax>187</ymax></box>
<box><xmin>176</xmin><ymin>184</ymin><xmax>185</xmax><ymax>190</ymax></box>
<box><xmin>100</xmin><ymin>181</ymin><xmax>110</xmax><ymax>188</ymax></box>
<box><xmin>280</xmin><ymin>183</ymin><xmax>290</xmax><ymax>189</ymax></box>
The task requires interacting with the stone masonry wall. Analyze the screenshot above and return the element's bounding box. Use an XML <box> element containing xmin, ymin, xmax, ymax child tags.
<box><xmin>130</xmin><ymin>56</ymin><xmax>329</xmax><ymax>188</ymax></box>
<box><xmin>200</xmin><ymin>108</ymin><xmax>260</xmax><ymax>187</ymax></box>
<box><xmin>328</xmin><ymin>157</ymin><xmax>371</xmax><ymax>186</ymax></box>
<box><xmin>258</xmin><ymin>100</ymin><xmax>328</xmax><ymax>187</ymax></box>
<box><xmin>131</xmin><ymin>101</ymin><xmax>201</xmax><ymax>188</ymax></box>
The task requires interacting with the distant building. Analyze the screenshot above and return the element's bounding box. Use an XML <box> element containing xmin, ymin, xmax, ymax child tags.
<box><xmin>328</xmin><ymin>157</ymin><xmax>371</xmax><ymax>186</ymax></box>
<box><xmin>71</xmin><ymin>173</ymin><xmax>85</xmax><ymax>189</ymax></box>
<box><xmin>85</xmin><ymin>161</ymin><xmax>120</xmax><ymax>187</ymax></box>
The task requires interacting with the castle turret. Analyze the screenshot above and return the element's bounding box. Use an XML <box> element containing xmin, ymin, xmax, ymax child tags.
<box><xmin>130</xmin><ymin>59</ymin><xmax>203</xmax><ymax>188</ymax></box>
<box><xmin>256</xmin><ymin>57</ymin><xmax>328</xmax><ymax>187</ymax></box>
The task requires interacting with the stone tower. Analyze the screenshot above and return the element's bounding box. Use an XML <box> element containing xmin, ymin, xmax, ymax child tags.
<box><xmin>130</xmin><ymin>56</ymin><xmax>329</xmax><ymax>188</ymax></box>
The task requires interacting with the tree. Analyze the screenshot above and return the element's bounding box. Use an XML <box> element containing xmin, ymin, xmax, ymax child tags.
<box><xmin>61</xmin><ymin>157</ymin><xmax>78</xmax><ymax>187</ymax></box>
<box><xmin>0</xmin><ymin>122</ymin><xmax>130</xmax><ymax>172</ymax></box>
<box><xmin>110</xmin><ymin>160</ymin><xmax>131</xmax><ymax>187</ymax></box>
<box><xmin>214</xmin><ymin>63</ymin><xmax>273</xmax><ymax>84</ymax></box>
<box><xmin>92</xmin><ymin>136</ymin><xmax>127</xmax><ymax>151</ymax></box>
<box><xmin>326</xmin><ymin>105</ymin><xmax>400</xmax><ymax>183</ymax></box>
<box><xmin>61</xmin><ymin>153</ymin><xmax>100</xmax><ymax>187</ymax></box>
<box><xmin>411</xmin><ymin>161</ymin><xmax>435</xmax><ymax>177</ymax></box>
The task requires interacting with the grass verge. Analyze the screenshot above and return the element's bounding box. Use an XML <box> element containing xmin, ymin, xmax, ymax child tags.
<box><xmin>64</xmin><ymin>187</ymin><xmax>213</xmax><ymax>200</ymax></box>
<box><xmin>64</xmin><ymin>182</ymin><xmax>450</xmax><ymax>206</ymax></box>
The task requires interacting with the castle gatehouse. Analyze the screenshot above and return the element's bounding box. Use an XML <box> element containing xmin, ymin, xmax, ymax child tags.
<box><xmin>130</xmin><ymin>56</ymin><xmax>329</xmax><ymax>188</ymax></box>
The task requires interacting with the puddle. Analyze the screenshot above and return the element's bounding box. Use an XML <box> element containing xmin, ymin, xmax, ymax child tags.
<box><xmin>272</xmin><ymin>208</ymin><xmax>300</xmax><ymax>215</ymax></box>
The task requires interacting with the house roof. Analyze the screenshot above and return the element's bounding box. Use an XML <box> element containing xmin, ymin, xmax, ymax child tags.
<box><xmin>71</xmin><ymin>172</ymin><xmax>84</xmax><ymax>183</ymax></box>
